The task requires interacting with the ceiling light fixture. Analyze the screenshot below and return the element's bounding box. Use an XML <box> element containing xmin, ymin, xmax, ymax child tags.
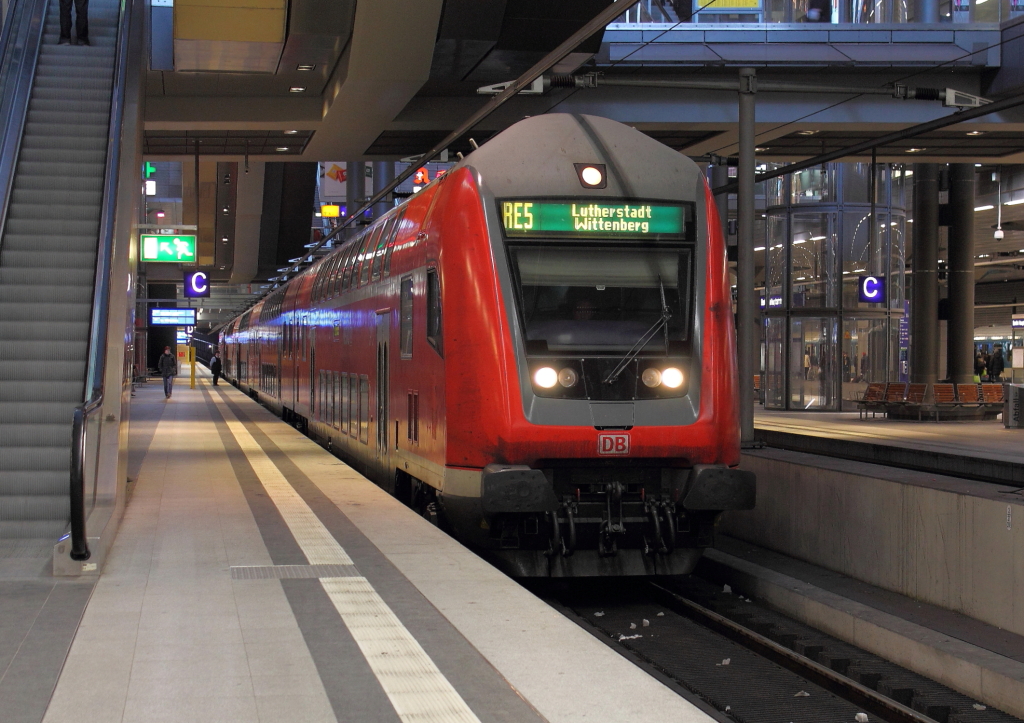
<box><xmin>797</xmin><ymin>130</ymin><xmax>818</xmax><ymax>136</ymax></box>
<box><xmin>276</xmin><ymin>147</ymin><xmax>289</xmax><ymax>152</ymax></box>
<box><xmin>296</xmin><ymin>64</ymin><xmax>315</xmax><ymax>71</ymax></box>
<box><xmin>966</xmin><ymin>131</ymin><xmax>985</xmax><ymax>136</ymax></box>
<box><xmin>289</xmin><ymin>87</ymin><xmax>306</xmax><ymax>93</ymax></box>
<box><xmin>975</xmin><ymin>205</ymin><xmax>994</xmax><ymax>211</ymax></box>
<box><xmin>905</xmin><ymin>148</ymin><xmax>925</xmax><ymax>153</ymax></box>
<box><xmin>1005</xmin><ymin>199</ymin><xmax>1024</xmax><ymax>205</ymax></box>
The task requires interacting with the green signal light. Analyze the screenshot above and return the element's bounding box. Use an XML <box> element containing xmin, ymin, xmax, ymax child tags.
<box><xmin>144</xmin><ymin>162</ymin><xmax>157</xmax><ymax>178</ymax></box>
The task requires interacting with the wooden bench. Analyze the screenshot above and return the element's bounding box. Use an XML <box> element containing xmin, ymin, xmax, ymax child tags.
<box><xmin>857</xmin><ymin>382</ymin><xmax>888</xmax><ymax>419</ymax></box>
<box><xmin>956</xmin><ymin>383</ymin><xmax>982</xmax><ymax>406</ymax></box>
<box><xmin>981</xmin><ymin>383</ymin><xmax>1004</xmax><ymax>404</ymax></box>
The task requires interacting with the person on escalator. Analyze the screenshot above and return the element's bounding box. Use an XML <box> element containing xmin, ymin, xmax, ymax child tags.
<box><xmin>58</xmin><ymin>0</ymin><xmax>89</xmax><ymax>46</ymax></box>
<box><xmin>158</xmin><ymin>347</ymin><xmax>177</xmax><ymax>399</ymax></box>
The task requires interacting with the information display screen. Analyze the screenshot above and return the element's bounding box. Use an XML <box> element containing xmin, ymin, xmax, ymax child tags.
<box><xmin>151</xmin><ymin>308</ymin><xmax>197</xmax><ymax>326</ymax></box>
<box><xmin>501</xmin><ymin>201</ymin><xmax>689</xmax><ymax>239</ymax></box>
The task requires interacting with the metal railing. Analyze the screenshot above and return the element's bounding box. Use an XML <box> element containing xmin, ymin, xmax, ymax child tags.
<box><xmin>69</xmin><ymin>0</ymin><xmax>135</xmax><ymax>561</ymax></box>
<box><xmin>611</xmin><ymin>0</ymin><xmax>1010</xmax><ymax>24</ymax></box>
<box><xmin>0</xmin><ymin>0</ymin><xmax>48</xmax><ymax>247</ymax></box>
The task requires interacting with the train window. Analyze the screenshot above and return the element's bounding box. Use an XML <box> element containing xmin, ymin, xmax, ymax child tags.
<box><xmin>407</xmin><ymin>391</ymin><xmax>418</xmax><ymax>443</ymax></box>
<box><xmin>349</xmin><ymin>374</ymin><xmax>358</xmax><ymax>438</ymax></box>
<box><xmin>370</xmin><ymin>216</ymin><xmax>394</xmax><ymax>282</ymax></box>
<box><xmin>361</xmin><ymin>225</ymin><xmax>384</xmax><ymax>286</ymax></box>
<box><xmin>508</xmin><ymin>245</ymin><xmax>693</xmax><ymax>356</ymax></box>
<box><xmin>426</xmin><ymin>268</ymin><xmax>443</xmax><ymax>357</ymax></box>
<box><xmin>340</xmin><ymin>373</ymin><xmax>349</xmax><ymax>435</ymax></box>
<box><xmin>334</xmin><ymin>244</ymin><xmax>351</xmax><ymax>295</ymax></box>
<box><xmin>359</xmin><ymin>375</ymin><xmax>369</xmax><ymax>444</ymax></box>
<box><xmin>331</xmin><ymin>372</ymin><xmax>339</xmax><ymax>429</ymax></box>
<box><xmin>400</xmin><ymin>276</ymin><xmax>414</xmax><ymax>359</ymax></box>
<box><xmin>383</xmin><ymin>210</ymin><xmax>405</xmax><ymax>277</ymax></box>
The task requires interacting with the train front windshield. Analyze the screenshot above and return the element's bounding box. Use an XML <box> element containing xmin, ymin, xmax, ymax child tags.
<box><xmin>509</xmin><ymin>245</ymin><xmax>693</xmax><ymax>356</ymax></box>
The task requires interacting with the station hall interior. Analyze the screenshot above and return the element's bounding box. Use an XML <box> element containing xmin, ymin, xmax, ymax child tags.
<box><xmin>2</xmin><ymin>0</ymin><xmax>1024</xmax><ymax>722</ymax></box>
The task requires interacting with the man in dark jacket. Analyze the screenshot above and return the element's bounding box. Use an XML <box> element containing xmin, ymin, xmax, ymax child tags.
<box><xmin>158</xmin><ymin>346</ymin><xmax>177</xmax><ymax>398</ymax></box>
<box><xmin>989</xmin><ymin>347</ymin><xmax>1006</xmax><ymax>382</ymax></box>
<box><xmin>210</xmin><ymin>353</ymin><xmax>222</xmax><ymax>386</ymax></box>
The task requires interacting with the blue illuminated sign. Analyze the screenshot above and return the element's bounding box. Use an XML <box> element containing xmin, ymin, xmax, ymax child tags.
<box><xmin>183</xmin><ymin>270</ymin><xmax>210</xmax><ymax>298</ymax></box>
<box><xmin>858</xmin><ymin>276</ymin><xmax>885</xmax><ymax>304</ymax></box>
<box><xmin>150</xmin><ymin>308</ymin><xmax>196</xmax><ymax>326</ymax></box>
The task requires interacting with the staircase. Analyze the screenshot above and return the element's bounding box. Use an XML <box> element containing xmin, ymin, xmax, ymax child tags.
<box><xmin>0</xmin><ymin>0</ymin><xmax>120</xmax><ymax>553</ymax></box>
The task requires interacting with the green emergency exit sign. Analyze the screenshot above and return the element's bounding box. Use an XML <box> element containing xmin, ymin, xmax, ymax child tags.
<box><xmin>141</xmin><ymin>235</ymin><xmax>197</xmax><ymax>263</ymax></box>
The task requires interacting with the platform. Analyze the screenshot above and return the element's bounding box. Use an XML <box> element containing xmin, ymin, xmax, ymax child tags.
<box><xmin>27</xmin><ymin>374</ymin><xmax>712</xmax><ymax>723</ymax></box>
<box><xmin>754</xmin><ymin>408</ymin><xmax>1024</xmax><ymax>486</ymax></box>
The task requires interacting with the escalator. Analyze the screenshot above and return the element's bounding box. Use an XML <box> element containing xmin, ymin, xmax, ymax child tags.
<box><xmin>0</xmin><ymin>0</ymin><xmax>137</xmax><ymax>571</ymax></box>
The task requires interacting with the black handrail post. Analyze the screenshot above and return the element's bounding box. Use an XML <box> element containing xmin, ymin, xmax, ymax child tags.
<box><xmin>68</xmin><ymin>0</ymin><xmax>136</xmax><ymax>564</ymax></box>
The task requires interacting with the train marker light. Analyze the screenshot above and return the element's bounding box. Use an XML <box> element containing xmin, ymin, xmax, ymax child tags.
<box><xmin>661</xmin><ymin>368</ymin><xmax>684</xmax><ymax>389</ymax></box>
<box><xmin>574</xmin><ymin>163</ymin><xmax>607</xmax><ymax>189</ymax></box>
<box><xmin>183</xmin><ymin>270</ymin><xmax>210</xmax><ymax>298</ymax></box>
<box><xmin>558</xmin><ymin>368</ymin><xmax>578</xmax><ymax>388</ymax></box>
<box><xmin>534</xmin><ymin>367</ymin><xmax>558</xmax><ymax>388</ymax></box>
<box><xmin>642</xmin><ymin>368</ymin><xmax>662</xmax><ymax>388</ymax></box>
<box><xmin>858</xmin><ymin>275</ymin><xmax>886</xmax><ymax>303</ymax></box>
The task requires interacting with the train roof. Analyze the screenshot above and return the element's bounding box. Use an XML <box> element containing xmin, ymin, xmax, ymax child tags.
<box><xmin>452</xmin><ymin>113</ymin><xmax>701</xmax><ymax>203</ymax></box>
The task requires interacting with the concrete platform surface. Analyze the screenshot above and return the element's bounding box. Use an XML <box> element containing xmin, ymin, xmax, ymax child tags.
<box><xmin>37</xmin><ymin>376</ymin><xmax>713</xmax><ymax>723</ymax></box>
<box><xmin>755</xmin><ymin>409</ymin><xmax>1024</xmax><ymax>466</ymax></box>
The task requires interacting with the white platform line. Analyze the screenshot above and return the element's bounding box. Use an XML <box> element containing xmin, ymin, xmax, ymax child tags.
<box><xmin>211</xmin><ymin>392</ymin><xmax>482</xmax><ymax>723</ymax></box>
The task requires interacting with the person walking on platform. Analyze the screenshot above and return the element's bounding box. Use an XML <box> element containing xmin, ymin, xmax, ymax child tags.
<box><xmin>58</xmin><ymin>0</ymin><xmax>89</xmax><ymax>46</ymax></box>
<box><xmin>210</xmin><ymin>352</ymin><xmax>222</xmax><ymax>386</ymax></box>
<box><xmin>158</xmin><ymin>346</ymin><xmax>177</xmax><ymax>399</ymax></box>
<box><xmin>989</xmin><ymin>347</ymin><xmax>1005</xmax><ymax>383</ymax></box>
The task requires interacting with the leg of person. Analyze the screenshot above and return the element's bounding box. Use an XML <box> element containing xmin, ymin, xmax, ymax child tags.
<box><xmin>59</xmin><ymin>0</ymin><xmax>73</xmax><ymax>42</ymax></box>
<box><xmin>163</xmin><ymin>375</ymin><xmax>171</xmax><ymax>397</ymax></box>
<box><xmin>73</xmin><ymin>0</ymin><xmax>89</xmax><ymax>44</ymax></box>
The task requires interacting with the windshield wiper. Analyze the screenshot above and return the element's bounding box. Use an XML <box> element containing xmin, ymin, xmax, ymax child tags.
<box><xmin>603</xmin><ymin>278</ymin><xmax>672</xmax><ymax>385</ymax></box>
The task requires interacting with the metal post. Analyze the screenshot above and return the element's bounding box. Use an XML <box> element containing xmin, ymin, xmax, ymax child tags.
<box><xmin>914</xmin><ymin>0</ymin><xmax>939</xmax><ymax>22</ymax></box>
<box><xmin>346</xmin><ymin>162</ymin><xmax>366</xmax><ymax>233</ymax></box>
<box><xmin>711</xmin><ymin>162</ymin><xmax>729</xmax><ymax>242</ymax></box>
<box><xmin>947</xmin><ymin>164</ymin><xmax>975</xmax><ymax>384</ymax></box>
<box><xmin>737</xmin><ymin>68</ymin><xmax>756</xmax><ymax>445</ymax></box>
<box><xmin>910</xmin><ymin>164</ymin><xmax>939</xmax><ymax>384</ymax></box>
<box><xmin>190</xmin><ymin>344</ymin><xmax>196</xmax><ymax>389</ymax></box>
<box><xmin>372</xmin><ymin>161</ymin><xmax>395</xmax><ymax>220</ymax></box>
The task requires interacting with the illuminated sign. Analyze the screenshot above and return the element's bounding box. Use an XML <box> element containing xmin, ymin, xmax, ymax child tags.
<box><xmin>183</xmin><ymin>271</ymin><xmax>210</xmax><ymax>298</ymax></box>
<box><xmin>760</xmin><ymin>295</ymin><xmax>783</xmax><ymax>309</ymax></box>
<box><xmin>144</xmin><ymin>162</ymin><xmax>157</xmax><ymax>178</ymax></box>
<box><xmin>176</xmin><ymin>330</ymin><xmax>189</xmax><ymax>344</ymax></box>
<box><xmin>501</xmin><ymin>201</ymin><xmax>688</xmax><ymax>238</ymax></box>
<box><xmin>141</xmin><ymin>235</ymin><xmax>197</xmax><ymax>263</ymax></box>
<box><xmin>858</xmin><ymin>275</ymin><xmax>886</xmax><ymax>303</ymax></box>
<box><xmin>321</xmin><ymin>204</ymin><xmax>340</xmax><ymax>218</ymax></box>
<box><xmin>1012</xmin><ymin>316</ymin><xmax>1024</xmax><ymax>329</ymax></box>
<box><xmin>150</xmin><ymin>308</ymin><xmax>197</xmax><ymax>326</ymax></box>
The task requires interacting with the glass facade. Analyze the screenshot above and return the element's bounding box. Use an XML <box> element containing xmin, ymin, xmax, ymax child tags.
<box><xmin>760</xmin><ymin>163</ymin><xmax>907</xmax><ymax>410</ymax></box>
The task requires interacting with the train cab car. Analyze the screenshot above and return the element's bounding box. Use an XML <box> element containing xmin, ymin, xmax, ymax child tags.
<box><xmin>220</xmin><ymin>113</ymin><xmax>754</xmax><ymax>577</ymax></box>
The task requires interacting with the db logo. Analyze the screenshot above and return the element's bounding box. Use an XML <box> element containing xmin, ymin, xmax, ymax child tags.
<box><xmin>598</xmin><ymin>433</ymin><xmax>630</xmax><ymax>456</ymax></box>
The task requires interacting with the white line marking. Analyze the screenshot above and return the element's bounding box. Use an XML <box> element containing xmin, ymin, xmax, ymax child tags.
<box><xmin>211</xmin><ymin>391</ymin><xmax>482</xmax><ymax>723</ymax></box>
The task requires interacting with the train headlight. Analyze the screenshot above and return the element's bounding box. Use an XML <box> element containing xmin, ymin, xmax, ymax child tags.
<box><xmin>661</xmin><ymin>367</ymin><xmax>684</xmax><ymax>389</ymax></box>
<box><xmin>558</xmin><ymin>367</ymin><xmax>578</xmax><ymax>388</ymax></box>
<box><xmin>641</xmin><ymin>368</ymin><xmax>662</xmax><ymax>388</ymax></box>
<box><xmin>581</xmin><ymin>166</ymin><xmax>603</xmax><ymax>186</ymax></box>
<box><xmin>534</xmin><ymin>367</ymin><xmax>558</xmax><ymax>388</ymax></box>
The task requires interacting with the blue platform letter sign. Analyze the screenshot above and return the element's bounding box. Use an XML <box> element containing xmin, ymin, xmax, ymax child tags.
<box><xmin>858</xmin><ymin>275</ymin><xmax>885</xmax><ymax>304</ymax></box>
<box><xmin>183</xmin><ymin>270</ymin><xmax>210</xmax><ymax>298</ymax></box>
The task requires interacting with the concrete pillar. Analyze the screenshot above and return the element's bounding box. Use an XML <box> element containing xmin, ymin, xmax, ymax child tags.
<box><xmin>914</xmin><ymin>0</ymin><xmax>939</xmax><ymax>22</ymax></box>
<box><xmin>910</xmin><ymin>164</ymin><xmax>939</xmax><ymax>384</ymax></box>
<box><xmin>372</xmin><ymin>161</ymin><xmax>395</xmax><ymax>220</ymax></box>
<box><xmin>947</xmin><ymin>164</ymin><xmax>975</xmax><ymax>384</ymax></box>
<box><xmin>737</xmin><ymin>68</ymin><xmax>756</xmax><ymax>444</ymax></box>
<box><xmin>346</xmin><ymin>161</ymin><xmax>366</xmax><ymax>228</ymax></box>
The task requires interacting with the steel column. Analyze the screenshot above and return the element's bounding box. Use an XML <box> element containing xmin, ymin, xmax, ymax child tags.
<box><xmin>711</xmin><ymin>162</ymin><xmax>729</xmax><ymax>241</ymax></box>
<box><xmin>947</xmin><ymin>164</ymin><xmax>975</xmax><ymax>384</ymax></box>
<box><xmin>737</xmin><ymin>68</ymin><xmax>756</xmax><ymax>445</ymax></box>
<box><xmin>372</xmin><ymin>161</ymin><xmax>395</xmax><ymax>220</ymax></box>
<box><xmin>346</xmin><ymin>161</ymin><xmax>366</xmax><ymax>232</ymax></box>
<box><xmin>915</xmin><ymin>0</ymin><xmax>939</xmax><ymax>22</ymax></box>
<box><xmin>910</xmin><ymin>164</ymin><xmax>939</xmax><ymax>384</ymax></box>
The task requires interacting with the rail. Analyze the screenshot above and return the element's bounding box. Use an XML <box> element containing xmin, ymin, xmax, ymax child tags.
<box><xmin>69</xmin><ymin>0</ymin><xmax>135</xmax><ymax>562</ymax></box>
<box><xmin>0</xmin><ymin>0</ymin><xmax>49</xmax><ymax>246</ymax></box>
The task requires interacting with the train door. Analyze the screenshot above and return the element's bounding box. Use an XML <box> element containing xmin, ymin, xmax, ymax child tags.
<box><xmin>375</xmin><ymin>312</ymin><xmax>390</xmax><ymax>472</ymax></box>
<box><xmin>309</xmin><ymin>319</ymin><xmax>316</xmax><ymax>417</ymax></box>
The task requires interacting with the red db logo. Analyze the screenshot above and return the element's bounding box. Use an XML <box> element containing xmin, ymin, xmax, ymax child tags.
<box><xmin>598</xmin><ymin>433</ymin><xmax>630</xmax><ymax>456</ymax></box>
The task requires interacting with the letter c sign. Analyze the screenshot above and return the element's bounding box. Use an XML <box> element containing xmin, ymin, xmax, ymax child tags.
<box><xmin>183</xmin><ymin>270</ymin><xmax>210</xmax><ymax>298</ymax></box>
<box><xmin>858</xmin><ymin>275</ymin><xmax>885</xmax><ymax>304</ymax></box>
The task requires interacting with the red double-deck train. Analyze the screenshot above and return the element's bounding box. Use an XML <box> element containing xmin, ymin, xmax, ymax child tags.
<box><xmin>220</xmin><ymin>114</ymin><xmax>754</xmax><ymax>577</ymax></box>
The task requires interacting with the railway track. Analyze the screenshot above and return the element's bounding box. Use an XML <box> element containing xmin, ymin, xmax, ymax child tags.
<box><xmin>533</xmin><ymin>575</ymin><xmax>1020</xmax><ymax>723</ymax></box>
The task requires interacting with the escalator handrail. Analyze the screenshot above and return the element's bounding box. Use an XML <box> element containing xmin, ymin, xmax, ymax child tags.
<box><xmin>69</xmin><ymin>0</ymin><xmax>135</xmax><ymax>562</ymax></box>
<box><xmin>0</xmin><ymin>0</ymin><xmax>49</xmax><ymax>247</ymax></box>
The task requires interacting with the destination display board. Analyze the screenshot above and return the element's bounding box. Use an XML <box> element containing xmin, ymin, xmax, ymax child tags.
<box><xmin>151</xmin><ymin>308</ymin><xmax>197</xmax><ymax>326</ymax></box>
<box><xmin>501</xmin><ymin>201</ymin><xmax>689</xmax><ymax>239</ymax></box>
